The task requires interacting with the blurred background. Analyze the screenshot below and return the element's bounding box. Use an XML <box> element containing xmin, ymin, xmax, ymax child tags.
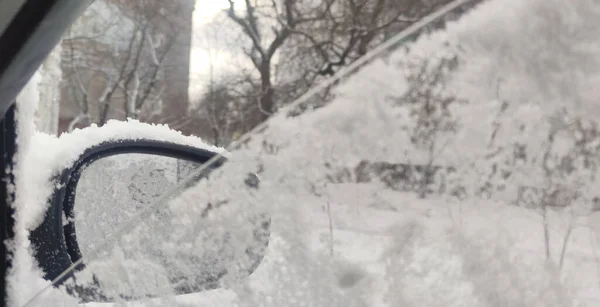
<box><xmin>32</xmin><ymin>0</ymin><xmax>476</xmax><ymax>146</ymax></box>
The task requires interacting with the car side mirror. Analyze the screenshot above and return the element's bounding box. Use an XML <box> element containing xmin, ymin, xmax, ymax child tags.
<box><xmin>28</xmin><ymin>122</ymin><xmax>270</xmax><ymax>303</ymax></box>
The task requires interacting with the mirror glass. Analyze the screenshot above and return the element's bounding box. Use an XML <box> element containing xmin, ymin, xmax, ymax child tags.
<box><xmin>68</xmin><ymin>153</ymin><xmax>267</xmax><ymax>302</ymax></box>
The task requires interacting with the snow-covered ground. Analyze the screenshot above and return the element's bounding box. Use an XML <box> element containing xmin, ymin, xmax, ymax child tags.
<box><xmin>77</xmin><ymin>190</ymin><xmax>600</xmax><ymax>307</ymax></box>
<box><xmin>11</xmin><ymin>0</ymin><xmax>600</xmax><ymax>306</ymax></box>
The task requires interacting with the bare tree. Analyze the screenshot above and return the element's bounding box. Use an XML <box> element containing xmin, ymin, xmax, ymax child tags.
<box><xmin>395</xmin><ymin>54</ymin><xmax>460</xmax><ymax>198</ymax></box>
<box><xmin>274</xmin><ymin>0</ymin><xmax>457</xmax><ymax>102</ymax></box>
<box><xmin>519</xmin><ymin>117</ymin><xmax>600</xmax><ymax>266</ymax></box>
<box><xmin>220</xmin><ymin>0</ymin><xmax>454</xmax><ymax>127</ymax></box>
<box><xmin>60</xmin><ymin>0</ymin><xmax>191</xmax><ymax>132</ymax></box>
<box><xmin>225</xmin><ymin>0</ymin><xmax>314</xmax><ymax>121</ymax></box>
<box><xmin>195</xmin><ymin>84</ymin><xmax>236</xmax><ymax>147</ymax></box>
<box><xmin>190</xmin><ymin>0</ymin><xmax>469</xmax><ymax>140</ymax></box>
<box><xmin>191</xmin><ymin>72</ymin><xmax>269</xmax><ymax>146</ymax></box>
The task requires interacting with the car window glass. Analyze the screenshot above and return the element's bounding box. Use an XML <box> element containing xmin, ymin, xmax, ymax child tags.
<box><xmin>13</xmin><ymin>0</ymin><xmax>600</xmax><ymax>306</ymax></box>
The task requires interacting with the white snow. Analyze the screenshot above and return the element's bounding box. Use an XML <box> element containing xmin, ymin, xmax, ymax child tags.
<box><xmin>8</xmin><ymin>118</ymin><xmax>224</xmax><ymax>307</ymax></box>
<box><xmin>8</xmin><ymin>69</ymin><xmax>61</xmax><ymax>307</ymax></box>
<box><xmin>35</xmin><ymin>42</ymin><xmax>62</xmax><ymax>135</ymax></box>
<box><xmin>10</xmin><ymin>0</ymin><xmax>600</xmax><ymax>306</ymax></box>
<box><xmin>20</xmin><ymin>119</ymin><xmax>224</xmax><ymax>234</ymax></box>
<box><xmin>446</xmin><ymin>0</ymin><xmax>600</xmax><ymax>118</ymax></box>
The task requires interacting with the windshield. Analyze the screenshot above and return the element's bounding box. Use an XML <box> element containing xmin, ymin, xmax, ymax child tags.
<box><xmin>9</xmin><ymin>0</ymin><xmax>600</xmax><ymax>306</ymax></box>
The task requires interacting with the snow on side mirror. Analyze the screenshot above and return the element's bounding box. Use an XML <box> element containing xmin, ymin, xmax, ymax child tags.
<box><xmin>27</xmin><ymin>121</ymin><xmax>270</xmax><ymax>303</ymax></box>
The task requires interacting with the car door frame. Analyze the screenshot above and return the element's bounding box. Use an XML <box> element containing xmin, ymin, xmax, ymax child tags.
<box><xmin>0</xmin><ymin>1</ymin><xmax>93</xmax><ymax>305</ymax></box>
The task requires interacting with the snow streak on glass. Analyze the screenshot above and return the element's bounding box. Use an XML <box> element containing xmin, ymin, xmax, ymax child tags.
<box><xmin>62</xmin><ymin>154</ymin><xmax>267</xmax><ymax>302</ymax></box>
<box><xmin>19</xmin><ymin>0</ymin><xmax>600</xmax><ymax>306</ymax></box>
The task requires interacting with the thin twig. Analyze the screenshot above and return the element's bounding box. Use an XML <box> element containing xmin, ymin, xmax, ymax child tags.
<box><xmin>326</xmin><ymin>199</ymin><xmax>334</xmax><ymax>257</ymax></box>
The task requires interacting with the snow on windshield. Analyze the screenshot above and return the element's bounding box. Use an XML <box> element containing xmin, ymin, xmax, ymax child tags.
<box><xmin>11</xmin><ymin>0</ymin><xmax>600</xmax><ymax>306</ymax></box>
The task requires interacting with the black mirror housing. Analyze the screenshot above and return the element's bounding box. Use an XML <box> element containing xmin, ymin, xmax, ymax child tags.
<box><xmin>29</xmin><ymin>139</ymin><xmax>270</xmax><ymax>302</ymax></box>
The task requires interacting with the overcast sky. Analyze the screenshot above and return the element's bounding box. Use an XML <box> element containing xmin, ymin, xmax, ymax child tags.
<box><xmin>190</xmin><ymin>0</ymin><xmax>236</xmax><ymax>101</ymax></box>
<box><xmin>189</xmin><ymin>0</ymin><xmax>285</xmax><ymax>105</ymax></box>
